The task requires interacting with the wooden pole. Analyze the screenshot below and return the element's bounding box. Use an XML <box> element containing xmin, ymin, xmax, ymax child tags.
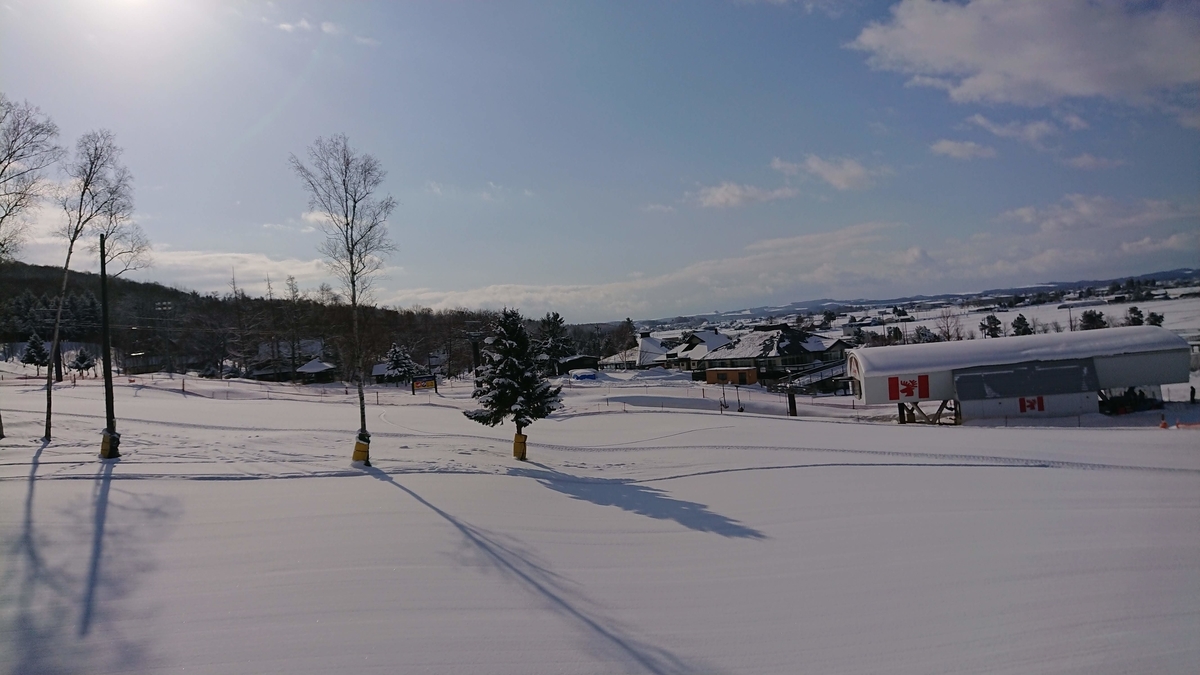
<box><xmin>100</xmin><ymin>235</ymin><xmax>119</xmax><ymax>457</ymax></box>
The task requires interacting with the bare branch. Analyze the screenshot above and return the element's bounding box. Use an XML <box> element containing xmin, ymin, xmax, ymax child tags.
<box><xmin>0</xmin><ymin>93</ymin><xmax>64</xmax><ymax>261</ymax></box>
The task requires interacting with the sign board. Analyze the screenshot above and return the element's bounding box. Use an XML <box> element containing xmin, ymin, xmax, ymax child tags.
<box><xmin>888</xmin><ymin>374</ymin><xmax>929</xmax><ymax>401</ymax></box>
<box><xmin>412</xmin><ymin>376</ymin><xmax>437</xmax><ymax>393</ymax></box>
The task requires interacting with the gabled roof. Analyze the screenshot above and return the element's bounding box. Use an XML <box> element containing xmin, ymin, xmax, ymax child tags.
<box><xmin>668</xmin><ymin>329</ymin><xmax>732</xmax><ymax>360</ymax></box>
<box><xmin>599</xmin><ymin>335</ymin><xmax>668</xmax><ymax>367</ymax></box>
<box><xmin>700</xmin><ymin>327</ymin><xmax>831</xmax><ymax>361</ymax></box>
<box><xmin>296</xmin><ymin>358</ymin><xmax>336</xmax><ymax>374</ymax></box>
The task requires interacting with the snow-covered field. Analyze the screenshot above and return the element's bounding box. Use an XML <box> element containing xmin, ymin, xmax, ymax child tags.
<box><xmin>2</xmin><ymin>364</ymin><xmax>1199</xmax><ymax>674</ymax></box>
<box><xmin>871</xmin><ymin>293</ymin><xmax>1200</xmax><ymax>340</ymax></box>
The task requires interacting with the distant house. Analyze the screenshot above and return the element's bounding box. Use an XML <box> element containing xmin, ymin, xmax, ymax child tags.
<box><xmin>599</xmin><ymin>332</ymin><xmax>669</xmax><ymax>370</ymax></box>
<box><xmin>296</xmin><ymin>358</ymin><xmax>337</xmax><ymax>383</ymax></box>
<box><xmin>558</xmin><ymin>354</ymin><xmax>600</xmax><ymax>372</ymax></box>
<box><xmin>664</xmin><ymin>329</ymin><xmax>731</xmax><ymax>371</ymax></box>
<box><xmin>699</xmin><ymin>324</ymin><xmax>852</xmax><ymax>382</ymax></box>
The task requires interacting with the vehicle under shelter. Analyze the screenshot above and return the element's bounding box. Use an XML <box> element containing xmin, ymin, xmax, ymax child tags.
<box><xmin>846</xmin><ymin>326</ymin><xmax>1191</xmax><ymax>423</ymax></box>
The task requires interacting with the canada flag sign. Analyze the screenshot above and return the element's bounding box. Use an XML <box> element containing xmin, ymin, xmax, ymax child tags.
<box><xmin>888</xmin><ymin>375</ymin><xmax>929</xmax><ymax>401</ymax></box>
<box><xmin>1018</xmin><ymin>396</ymin><xmax>1044</xmax><ymax>413</ymax></box>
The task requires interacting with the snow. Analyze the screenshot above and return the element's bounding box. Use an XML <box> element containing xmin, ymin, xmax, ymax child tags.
<box><xmin>2</xmin><ymin>363</ymin><xmax>1199</xmax><ymax>674</ymax></box>
<box><xmin>850</xmin><ymin>326</ymin><xmax>1188</xmax><ymax>377</ymax></box>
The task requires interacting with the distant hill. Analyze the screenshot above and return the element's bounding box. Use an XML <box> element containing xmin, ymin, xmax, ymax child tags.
<box><xmin>641</xmin><ymin>268</ymin><xmax>1200</xmax><ymax>327</ymax></box>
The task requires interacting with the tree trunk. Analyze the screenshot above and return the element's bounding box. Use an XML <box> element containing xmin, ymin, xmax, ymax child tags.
<box><xmin>352</xmin><ymin>283</ymin><xmax>366</xmax><ymax>434</ymax></box>
<box><xmin>54</xmin><ymin>343</ymin><xmax>63</xmax><ymax>383</ymax></box>
<box><xmin>45</xmin><ymin>249</ymin><xmax>76</xmax><ymax>440</ymax></box>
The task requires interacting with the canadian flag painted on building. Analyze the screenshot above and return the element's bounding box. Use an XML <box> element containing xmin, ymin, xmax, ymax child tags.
<box><xmin>888</xmin><ymin>375</ymin><xmax>929</xmax><ymax>400</ymax></box>
<box><xmin>1019</xmin><ymin>396</ymin><xmax>1045</xmax><ymax>413</ymax></box>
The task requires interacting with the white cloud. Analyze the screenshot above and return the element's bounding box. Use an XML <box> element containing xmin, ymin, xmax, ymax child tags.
<box><xmin>967</xmin><ymin>114</ymin><xmax>1056</xmax><ymax>148</ymax></box>
<box><xmin>930</xmin><ymin>139</ymin><xmax>996</xmax><ymax>160</ymax></box>
<box><xmin>746</xmin><ymin>0</ymin><xmax>856</xmax><ymax>18</ymax></box>
<box><xmin>1059</xmin><ymin>113</ymin><xmax>1089</xmax><ymax>131</ymax></box>
<box><xmin>642</xmin><ymin>203</ymin><xmax>677</xmax><ymax>213</ymax></box>
<box><xmin>301</xmin><ymin>211</ymin><xmax>331</xmax><ymax>225</ymax></box>
<box><xmin>802</xmin><ymin>154</ymin><xmax>871</xmax><ymax>190</ymax></box>
<box><xmin>1063</xmin><ymin>153</ymin><xmax>1124</xmax><ymax>170</ymax></box>
<box><xmin>354</xmin><ymin>35</ymin><xmax>380</xmax><ymax>47</ymax></box>
<box><xmin>1001</xmin><ymin>194</ymin><xmax>1195</xmax><ymax>234</ymax></box>
<box><xmin>146</xmin><ymin>248</ymin><xmax>330</xmax><ymax>296</ymax></box>
<box><xmin>320</xmin><ymin>21</ymin><xmax>340</xmax><ymax>35</ymax></box>
<box><xmin>769</xmin><ymin>157</ymin><xmax>801</xmax><ymax>176</ymax></box>
<box><xmin>1119</xmin><ymin>231</ymin><xmax>1199</xmax><ymax>255</ymax></box>
<box><xmin>850</xmin><ymin>0</ymin><xmax>1200</xmax><ymax>125</ymax></box>
<box><xmin>693</xmin><ymin>182</ymin><xmax>798</xmax><ymax>208</ymax></box>
<box><xmin>277</xmin><ymin>18</ymin><xmax>311</xmax><ymax>32</ymax></box>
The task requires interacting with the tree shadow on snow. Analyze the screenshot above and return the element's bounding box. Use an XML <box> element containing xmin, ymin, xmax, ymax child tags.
<box><xmin>509</xmin><ymin>463</ymin><xmax>767</xmax><ymax>540</ymax></box>
<box><xmin>1</xmin><ymin>447</ymin><xmax>182</xmax><ymax>674</ymax></box>
<box><xmin>365</xmin><ymin>467</ymin><xmax>710</xmax><ymax>675</ymax></box>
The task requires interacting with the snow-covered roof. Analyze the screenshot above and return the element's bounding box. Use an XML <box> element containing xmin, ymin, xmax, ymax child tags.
<box><xmin>296</xmin><ymin>358</ymin><xmax>336</xmax><ymax>374</ymax></box>
<box><xmin>371</xmin><ymin>363</ymin><xmax>388</xmax><ymax>377</ymax></box>
<box><xmin>848</xmin><ymin>326</ymin><xmax>1188</xmax><ymax>378</ymax></box>
<box><xmin>666</xmin><ymin>329</ymin><xmax>732</xmax><ymax>360</ymax></box>
<box><xmin>599</xmin><ymin>335</ymin><xmax>668</xmax><ymax>367</ymax></box>
<box><xmin>700</xmin><ymin>328</ymin><xmax>834</xmax><ymax>361</ymax></box>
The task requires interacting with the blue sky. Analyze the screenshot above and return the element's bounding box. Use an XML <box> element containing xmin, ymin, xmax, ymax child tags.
<box><xmin>4</xmin><ymin>0</ymin><xmax>1198</xmax><ymax>322</ymax></box>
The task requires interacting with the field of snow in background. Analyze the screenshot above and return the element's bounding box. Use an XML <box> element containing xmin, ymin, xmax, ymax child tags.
<box><xmin>844</xmin><ymin>293</ymin><xmax>1200</xmax><ymax>340</ymax></box>
<box><xmin>2</xmin><ymin>354</ymin><xmax>1199</xmax><ymax>674</ymax></box>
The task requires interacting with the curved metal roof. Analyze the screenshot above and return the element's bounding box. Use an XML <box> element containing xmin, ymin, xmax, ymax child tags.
<box><xmin>848</xmin><ymin>326</ymin><xmax>1187</xmax><ymax>378</ymax></box>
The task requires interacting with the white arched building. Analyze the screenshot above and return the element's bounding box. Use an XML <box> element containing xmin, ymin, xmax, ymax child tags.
<box><xmin>846</xmin><ymin>326</ymin><xmax>1191</xmax><ymax>421</ymax></box>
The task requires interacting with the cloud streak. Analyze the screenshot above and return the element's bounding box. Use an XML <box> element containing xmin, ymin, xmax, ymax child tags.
<box><xmin>930</xmin><ymin>139</ymin><xmax>995</xmax><ymax>160</ymax></box>
<box><xmin>850</xmin><ymin>0</ymin><xmax>1200</xmax><ymax>125</ymax></box>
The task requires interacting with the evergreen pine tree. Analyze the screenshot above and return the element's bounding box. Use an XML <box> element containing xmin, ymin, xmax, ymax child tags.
<box><xmin>535</xmin><ymin>311</ymin><xmax>575</xmax><ymax>376</ymax></box>
<box><xmin>22</xmin><ymin>332</ymin><xmax>50</xmax><ymax>376</ymax></box>
<box><xmin>1146</xmin><ymin>312</ymin><xmax>1164</xmax><ymax>327</ymax></box>
<box><xmin>1079</xmin><ymin>309</ymin><xmax>1106</xmax><ymax>330</ymax></box>
<box><xmin>70</xmin><ymin>348</ymin><xmax>96</xmax><ymax>375</ymax></box>
<box><xmin>979</xmin><ymin>314</ymin><xmax>1002</xmax><ymax>338</ymax></box>
<box><xmin>384</xmin><ymin>343</ymin><xmax>422</xmax><ymax>383</ymax></box>
<box><xmin>1011</xmin><ymin>314</ymin><xmax>1033</xmax><ymax>336</ymax></box>
<box><xmin>464</xmin><ymin>308</ymin><xmax>561</xmax><ymax>453</ymax></box>
<box><xmin>1123</xmin><ymin>306</ymin><xmax>1144</xmax><ymax>326</ymax></box>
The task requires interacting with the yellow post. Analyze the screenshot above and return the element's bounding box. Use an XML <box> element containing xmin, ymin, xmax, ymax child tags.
<box><xmin>513</xmin><ymin>433</ymin><xmax>527</xmax><ymax>461</ymax></box>
<box><xmin>352</xmin><ymin>431</ymin><xmax>371</xmax><ymax>465</ymax></box>
<box><xmin>100</xmin><ymin>429</ymin><xmax>120</xmax><ymax>459</ymax></box>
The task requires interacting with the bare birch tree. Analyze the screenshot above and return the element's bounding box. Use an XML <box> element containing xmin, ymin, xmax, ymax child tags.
<box><xmin>0</xmin><ymin>93</ymin><xmax>64</xmax><ymax>261</ymax></box>
<box><xmin>0</xmin><ymin>94</ymin><xmax>61</xmax><ymax>438</ymax></box>
<box><xmin>290</xmin><ymin>134</ymin><xmax>395</xmax><ymax>460</ymax></box>
<box><xmin>88</xmin><ymin>194</ymin><xmax>151</xmax><ymax>276</ymax></box>
<box><xmin>44</xmin><ymin>130</ymin><xmax>133</xmax><ymax>440</ymax></box>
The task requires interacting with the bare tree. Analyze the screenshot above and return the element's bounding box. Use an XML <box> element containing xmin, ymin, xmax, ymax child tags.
<box><xmin>44</xmin><ymin>130</ymin><xmax>133</xmax><ymax>440</ymax></box>
<box><xmin>0</xmin><ymin>93</ymin><xmax>64</xmax><ymax>262</ymax></box>
<box><xmin>290</xmin><ymin>134</ymin><xmax>396</xmax><ymax>460</ymax></box>
<box><xmin>935</xmin><ymin>308</ymin><xmax>965</xmax><ymax>341</ymax></box>
<box><xmin>88</xmin><ymin>194</ymin><xmax>151</xmax><ymax>276</ymax></box>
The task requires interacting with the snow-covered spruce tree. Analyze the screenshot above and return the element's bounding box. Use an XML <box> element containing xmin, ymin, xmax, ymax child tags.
<box><xmin>464</xmin><ymin>308</ymin><xmax>561</xmax><ymax>460</ymax></box>
<box><xmin>535</xmin><ymin>311</ymin><xmax>575</xmax><ymax>376</ymax></box>
<box><xmin>384</xmin><ymin>343</ymin><xmax>422</xmax><ymax>384</ymax></box>
<box><xmin>22</xmin><ymin>332</ymin><xmax>49</xmax><ymax>376</ymax></box>
<box><xmin>70</xmin><ymin>348</ymin><xmax>96</xmax><ymax>375</ymax></box>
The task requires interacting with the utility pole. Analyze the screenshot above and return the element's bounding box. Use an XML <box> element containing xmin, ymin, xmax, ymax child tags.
<box><xmin>99</xmin><ymin>234</ymin><xmax>120</xmax><ymax>459</ymax></box>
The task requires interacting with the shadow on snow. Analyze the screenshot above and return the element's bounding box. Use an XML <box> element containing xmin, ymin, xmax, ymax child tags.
<box><xmin>366</xmin><ymin>467</ymin><xmax>709</xmax><ymax>675</ymax></box>
<box><xmin>509</xmin><ymin>463</ymin><xmax>767</xmax><ymax>540</ymax></box>
<box><xmin>2</xmin><ymin>445</ymin><xmax>181</xmax><ymax>674</ymax></box>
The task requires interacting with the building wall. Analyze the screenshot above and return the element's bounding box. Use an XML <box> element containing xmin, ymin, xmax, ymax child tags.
<box><xmin>1094</xmin><ymin>350</ymin><xmax>1191</xmax><ymax>389</ymax></box>
<box><xmin>960</xmin><ymin>392</ymin><xmax>1097</xmax><ymax>420</ymax></box>
<box><xmin>707</xmin><ymin>368</ymin><xmax>758</xmax><ymax>386</ymax></box>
